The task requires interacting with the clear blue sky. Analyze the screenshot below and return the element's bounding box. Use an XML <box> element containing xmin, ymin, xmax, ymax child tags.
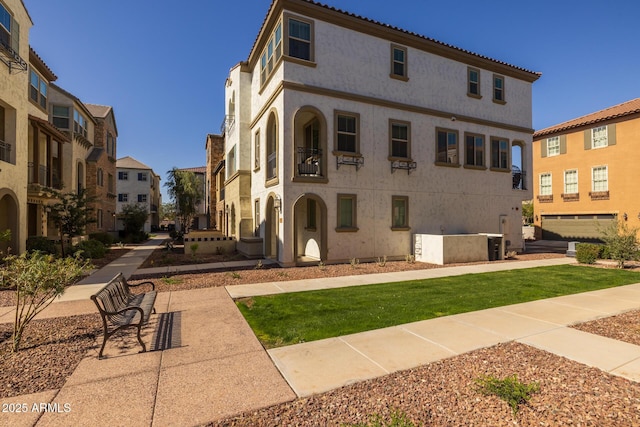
<box><xmin>26</xmin><ymin>0</ymin><xmax>640</xmax><ymax>201</ymax></box>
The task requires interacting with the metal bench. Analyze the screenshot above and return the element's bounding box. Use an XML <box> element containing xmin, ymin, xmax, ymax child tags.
<box><xmin>90</xmin><ymin>273</ymin><xmax>157</xmax><ymax>358</ymax></box>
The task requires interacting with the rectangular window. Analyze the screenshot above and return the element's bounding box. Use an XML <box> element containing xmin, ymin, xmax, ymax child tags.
<box><xmin>97</xmin><ymin>168</ymin><xmax>104</xmax><ymax>186</ymax></box>
<box><xmin>52</xmin><ymin>105</ymin><xmax>70</xmax><ymax>129</ymax></box>
<box><xmin>29</xmin><ymin>70</ymin><xmax>47</xmax><ymax>109</ymax></box>
<box><xmin>108</xmin><ymin>174</ymin><xmax>114</xmax><ymax>192</ymax></box>
<box><xmin>392</xmin><ymin>196</ymin><xmax>409</xmax><ymax>229</ymax></box>
<box><xmin>138</xmin><ymin>172</ymin><xmax>147</xmax><ymax>181</ymax></box>
<box><xmin>493</xmin><ymin>75</ymin><xmax>505</xmax><ymax>102</ymax></box>
<box><xmin>540</xmin><ymin>173</ymin><xmax>552</xmax><ymax>196</ymax></box>
<box><xmin>436</xmin><ymin>129</ymin><xmax>459</xmax><ymax>164</ymax></box>
<box><xmin>254</xmin><ymin>130</ymin><xmax>260</xmax><ymax>170</ymax></box>
<box><xmin>288</xmin><ymin>18</ymin><xmax>311</xmax><ymax>61</ymax></box>
<box><xmin>468</xmin><ymin>67</ymin><xmax>480</xmax><ymax>97</ymax></box>
<box><xmin>592</xmin><ymin>166</ymin><xmax>608</xmax><ymax>192</ymax></box>
<box><xmin>564</xmin><ymin>169</ymin><xmax>578</xmax><ymax>194</ymax></box>
<box><xmin>464</xmin><ymin>133</ymin><xmax>484</xmax><ymax>167</ymax></box>
<box><xmin>228</xmin><ymin>144</ymin><xmax>237</xmax><ymax>176</ymax></box>
<box><xmin>97</xmin><ymin>209</ymin><xmax>103</xmax><ymax>229</ymax></box>
<box><xmin>490</xmin><ymin>137</ymin><xmax>509</xmax><ymax>169</ymax></box>
<box><xmin>138</xmin><ymin>194</ymin><xmax>147</xmax><ymax>203</ymax></box>
<box><xmin>591</xmin><ymin>126</ymin><xmax>608</xmax><ymax>148</ymax></box>
<box><xmin>73</xmin><ymin>109</ymin><xmax>87</xmax><ymax>137</ymax></box>
<box><xmin>307</xmin><ymin>199</ymin><xmax>316</xmax><ymax>230</ymax></box>
<box><xmin>118</xmin><ymin>171</ymin><xmax>128</xmax><ymax>180</ymax></box>
<box><xmin>260</xmin><ymin>22</ymin><xmax>283</xmax><ymax>86</ymax></box>
<box><xmin>547</xmin><ymin>136</ymin><xmax>560</xmax><ymax>156</ymax></box>
<box><xmin>118</xmin><ymin>193</ymin><xmax>128</xmax><ymax>202</ymax></box>
<box><xmin>335</xmin><ymin>112</ymin><xmax>359</xmax><ymax>154</ymax></box>
<box><xmin>337</xmin><ymin>194</ymin><xmax>357</xmax><ymax>230</ymax></box>
<box><xmin>390</xmin><ymin>120</ymin><xmax>410</xmax><ymax>159</ymax></box>
<box><xmin>0</xmin><ymin>4</ymin><xmax>18</xmax><ymax>52</ymax></box>
<box><xmin>391</xmin><ymin>45</ymin><xmax>407</xmax><ymax>79</ymax></box>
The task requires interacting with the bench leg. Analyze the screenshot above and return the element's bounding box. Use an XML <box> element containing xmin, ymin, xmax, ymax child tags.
<box><xmin>137</xmin><ymin>324</ymin><xmax>147</xmax><ymax>353</ymax></box>
<box><xmin>98</xmin><ymin>332</ymin><xmax>109</xmax><ymax>359</ymax></box>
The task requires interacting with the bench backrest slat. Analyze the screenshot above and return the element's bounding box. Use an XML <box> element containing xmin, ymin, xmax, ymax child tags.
<box><xmin>92</xmin><ymin>273</ymin><xmax>133</xmax><ymax>316</ymax></box>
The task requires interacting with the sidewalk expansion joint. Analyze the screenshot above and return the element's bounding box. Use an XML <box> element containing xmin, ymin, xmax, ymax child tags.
<box><xmin>399</xmin><ymin>326</ymin><xmax>458</xmax><ymax>355</ymax></box>
<box><xmin>338</xmin><ymin>337</ymin><xmax>390</xmax><ymax>375</ymax></box>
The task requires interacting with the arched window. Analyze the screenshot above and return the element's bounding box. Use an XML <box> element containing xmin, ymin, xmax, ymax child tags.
<box><xmin>266</xmin><ymin>112</ymin><xmax>278</xmax><ymax>182</ymax></box>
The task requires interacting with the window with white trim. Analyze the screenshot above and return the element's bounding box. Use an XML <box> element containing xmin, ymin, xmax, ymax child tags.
<box><xmin>592</xmin><ymin>166</ymin><xmax>608</xmax><ymax>192</ymax></box>
<box><xmin>29</xmin><ymin>69</ymin><xmax>47</xmax><ymax>109</ymax></box>
<box><xmin>547</xmin><ymin>136</ymin><xmax>560</xmax><ymax>156</ymax></box>
<box><xmin>591</xmin><ymin>126</ymin><xmax>608</xmax><ymax>148</ymax></box>
<box><xmin>564</xmin><ymin>169</ymin><xmax>578</xmax><ymax>194</ymax></box>
<box><xmin>539</xmin><ymin>173</ymin><xmax>552</xmax><ymax>196</ymax></box>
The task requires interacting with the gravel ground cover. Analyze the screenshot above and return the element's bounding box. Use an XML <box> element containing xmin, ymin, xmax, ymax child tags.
<box><xmin>209</xmin><ymin>341</ymin><xmax>640</xmax><ymax>426</ymax></box>
<box><xmin>2</xmin><ymin>250</ymin><xmax>640</xmax><ymax>426</ymax></box>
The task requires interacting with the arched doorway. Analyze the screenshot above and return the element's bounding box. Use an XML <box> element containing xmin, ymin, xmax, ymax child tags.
<box><xmin>0</xmin><ymin>192</ymin><xmax>19</xmax><ymax>255</ymax></box>
<box><xmin>293</xmin><ymin>193</ymin><xmax>327</xmax><ymax>263</ymax></box>
<box><xmin>264</xmin><ymin>195</ymin><xmax>279</xmax><ymax>259</ymax></box>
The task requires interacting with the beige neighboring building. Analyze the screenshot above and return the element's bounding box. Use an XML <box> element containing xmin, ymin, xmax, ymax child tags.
<box><xmin>116</xmin><ymin>156</ymin><xmax>161</xmax><ymax>233</ymax></box>
<box><xmin>85</xmin><ymin>104</ymin><xmax>118</xmax><ymax>234</ymax></box>
<box><xmin>205</xmin><ymin>133</ymin><xmax>225</xmax><ymax>231</ymax></box>
<box><xmin>25</xmin><ymin>48</ymin><xmax>73</xmax><ymax>244</ymax></box>
<box><xmin>0</xmin><ymin>0</ymin><xmax>31</xmax><ymax>254</ymax></box>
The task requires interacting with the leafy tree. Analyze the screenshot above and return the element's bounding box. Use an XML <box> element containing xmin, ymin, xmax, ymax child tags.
<box><xmin>48</xmin><ymin>189</ymin><xmax>95</xmax><ymax>257</ymax></box>
<box><xmin>521</xmin><ymin>201</ymin><xmax>534</xmax><ymax>225</ymax></box>
<box><xmin>165</xmin><ymin>168</ymin><xmax>203</xmax><ymax>233</ymax></box>
<box><xmin>161</xmin><ymin>202</ymin><xmax>176</xmax><ymax>221</ymax></box>
<box><xmin>600</xmin><ymin>219</ymin><xmax>639</xmax><ymax>268</ymax></box>
<box><xmin>0</xmin><ymin>252</ymin><xmax>90</xmax><ymax>352</ymax></box>
<box><xmin>121</xmin><ymin>203</ymin><xmax>149</xmax><ymax>237</ymax></box>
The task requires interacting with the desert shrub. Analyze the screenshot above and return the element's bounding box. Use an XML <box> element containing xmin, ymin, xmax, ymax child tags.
<box><xmin>89</xmin><ymin>232</ymin><xmax>115</xmax><ymax>246</ymax></box>
<box><xmin>475</xmin><ymin>374</ymin><xmax>539</xmax><ymax>417</ymax></box>
<box><xmin>26</xmin><ymin>236</ymin><xmax>58</xmax><ymax>255</ymax></box>
<box><xmin>73</xmin><ymin>239</ymin><xmax>107</xmax><ymax>259</ymax></box>
<box><xmin>575</xmin><ymin>243</ymin><xmax>600</xmax><ymax>264</ymax></box>
<box><xmin>600</xmin><ymin>219</ymin><xmax>640</xmax><ymax>268</ymax></box>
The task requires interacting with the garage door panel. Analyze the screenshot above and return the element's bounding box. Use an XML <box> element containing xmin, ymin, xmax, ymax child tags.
<box><xmin>541</xmin><ymin>217</ymin><xmax>614</xmax><ymax>241</ymax></box>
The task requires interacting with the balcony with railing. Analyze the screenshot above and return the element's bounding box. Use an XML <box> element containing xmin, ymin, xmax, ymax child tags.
<box><xmin>27</xmin><ymin>163</ymin><xmax>62</xmax><ymax>190</ymax></box>
<box><xmin>0</xmin><ymin>140</ymin><xmax>12</xmax><ymax>164</ymax></box>
<box><xmin>0</xmin><ymin>38</ymin><xmax>27</xmax><ymax>73</ymax></box>
<box><xmin>296</xmin><ymin>147</ymin><xmax>322</xmax><ymax>177</ymax></box>
<box><xmin>220</xmin><ymin>115</ymin><xmax>235</xmax><ymax>135</ymax></box>
<box><xmin>512</xmin><ymin>167</ymin><xmax>527</xmax><ymax>191</ymax></box>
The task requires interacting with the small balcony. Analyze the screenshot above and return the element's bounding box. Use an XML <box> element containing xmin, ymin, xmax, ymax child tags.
<box><xmin>0</xmin><ymin>38</ymin><xmax>27</xmax><ymax>73</ymax></box>
<box><xmin>220</xmin><ymin>115</ymin><xmax>235</xmax><ymax>135</ymax></box>
<box><xmin>296</xmin><ymin>147</ymin><xmax>322</xmax><ymax>177</ymax></box>
<box><xmin>28</xmin><ymin>163</ymin><xmax>62</xmax><ymax>190</ymax></box>
<box><xmin>512</xmin><ymin>168</ymin><xmax>527</xmax><ymax>190</ymax></box>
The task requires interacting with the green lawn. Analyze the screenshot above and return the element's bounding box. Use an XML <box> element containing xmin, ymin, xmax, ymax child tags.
<box><xmin>236</xmin><ymin>265</ymin><xmax>640</xmax><ymax>348</ymax></box>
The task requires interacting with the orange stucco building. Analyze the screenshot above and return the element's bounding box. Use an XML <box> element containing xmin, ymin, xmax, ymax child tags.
<box><xmin>532</xmin><ymin>98</ymin><xmax>640</xmax><ymax>240</ymax></box>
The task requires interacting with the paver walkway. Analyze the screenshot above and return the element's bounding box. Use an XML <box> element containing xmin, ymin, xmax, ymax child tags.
<box><xmin>2</xmin><ymin>240</ymin><xmax>640</xmax><ymax>426</ymax></box>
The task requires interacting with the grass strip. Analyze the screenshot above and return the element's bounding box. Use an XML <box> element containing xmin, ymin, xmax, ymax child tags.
<box><xmin>236</xmin><ymin>265</ymin><xmax>640</xmax><ymax>348</ymax></box>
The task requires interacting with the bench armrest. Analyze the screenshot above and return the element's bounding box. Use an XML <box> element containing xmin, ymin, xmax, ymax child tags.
<box><xmin>128</xmin><ymin>280</ymin><xmax>156</xmax><ymax>291</ymax></box>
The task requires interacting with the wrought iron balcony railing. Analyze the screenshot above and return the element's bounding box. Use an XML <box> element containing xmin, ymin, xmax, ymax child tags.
<box><xmin>0</xmin><ymin>140</ymin><xmax>11</xmax><ymax>163</ymax></box>
<box><xmin>220</xmin><ymin>115</ymin><xmax>235</xmax><ymax>134</ymax></box>
<box><xmin>296</xmin><ymin>147</ymin><xmax>322</xmax><ymax>177</ymax></box>
<box><xmin>512</xmin><ymin>170</ymin><xmax>527</xmax><ymax>190</ymax></box>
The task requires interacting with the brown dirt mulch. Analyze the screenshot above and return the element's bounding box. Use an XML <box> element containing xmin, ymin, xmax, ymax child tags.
<box><xmin>572</xmin><ymin>309</ymin><xmax>640</xmax><ymax>346</ymax></box>
<box><xmin>139</xmin><ymin>245</ymin><xmax>247</xmax><ymax>268</ymax></box>
<box><xmin>0</xmin><ymin>314</ymin><xmax>101</xmax><ymax>398</ymax></box>
<box><xmin>210</xmin><ymin>341</ymin><xmax>640</xmax><ymax>426</ymax></box>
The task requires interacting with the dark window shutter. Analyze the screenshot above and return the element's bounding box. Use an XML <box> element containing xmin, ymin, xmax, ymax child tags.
<box><xmin>584</xmin><ymin>130</ymin><xmax>591</xmax><ymax>150</ymax></box>
<box><xmin>608</xmin><ymin>123</ymin><xmax>616</xmax><ymax>146</ymax></box>
<box><xmin>541</xmin><ymin>139</ymin><xmax>547</xmax><ymax>158</ymax></box>
<box><xmin>559</xmin><ymin>135</ymin><xmax>567</xmax><ymax>154</ymax></box>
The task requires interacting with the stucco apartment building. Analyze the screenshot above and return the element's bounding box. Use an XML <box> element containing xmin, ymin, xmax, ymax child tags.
<box><xmin>116</xmin><ymin>156</ymin><xmax>161</xmax><ymax>233</ymax></box>
<box><xmin>85</xmin><ymin>104</ymin><xmax>118</xmax><ymax>234</ymax></box>
<box><xmin>532</xmin><ymin>98</ymin><xmax>640</xmax><ymax>241</ymax></box>
<box><xmin>220</xmin><ymin>0</ymin><xmax>540</xmax><ymax>266</ymax></box>
<box><xmin>0</xmin><ymin>0</ymin><xmax>31</xmax><ymax>254</ymax></box>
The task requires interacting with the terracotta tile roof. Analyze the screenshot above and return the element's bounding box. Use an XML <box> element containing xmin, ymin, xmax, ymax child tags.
<box><xmin>534</xmin><ymin>98</ymin><xmax>640</xmax><ymax>139</ymax></box>
<box><xmin>249</xmin><ymin>0</ymin><xmax>541</xmax><ymax>81</ymax></box>
<box><xmin>178</xmin><ymin>166</ymin><xmax>207</xmax><ymax>174</ymax></box>
<box><xmin>29</xmin><ymin>47</ymin><xmax>56</xmax><ymax>82</ymax></box>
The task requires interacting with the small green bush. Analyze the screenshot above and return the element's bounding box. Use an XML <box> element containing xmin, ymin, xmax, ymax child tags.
<box><xmin>575</xmin><ymin>243</ymin><xmax>600</xmax><ymax>264</ymax></box>
<box><xmin>343</xmin><ymin>409</ymin><xmax>420</xmax><ymax>427</ymax></box>
<box><xmin>73</xmin><ymin>239</ymin><xmax>107</xmax><ymax>259</ymax></box>
<box><xmin>89</xmin><ymin>232</ymin><xmax>115</xmax><ymax>246</ymax></box>
<box><xmin>26</xmin><ymin>236</ymin><xmax>58</xmax><ymax>255</ymax></box>
<box><xmin>475</xmin><ymin>374</ymin><xmax>539</xmax><ymax>416</ymax></box>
